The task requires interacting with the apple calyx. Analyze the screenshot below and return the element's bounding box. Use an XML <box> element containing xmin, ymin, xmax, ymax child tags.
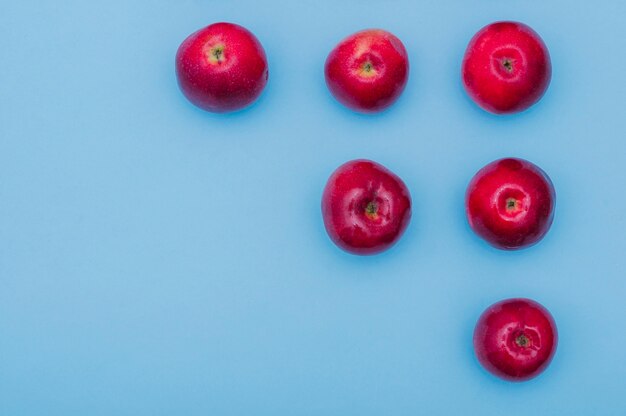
<box><xmin>358</xmin><ymin>60</ymin><xmax>378</xmax><ymax>78</ymax></box>
<box><xmin>515</xmin><ymin>332</ymin><xmax>531</xmax><ymax>348</ymax></box>
<box><xmin>206</xmin><ymin>44</ymin><xmax>226</xmax><ymax>64</ymax></box>
<box><xmin>501</xmin><ymin>58</ymin><xmax>514</xmax><ymax>73</ymax></box>
<box><xmin>505</xmin><ymin>197</ymin><xmax>522</xmax><ymax>213</ymax></box>
<box><xmin>498</xmin><ymin>187</ymin><xmax>528</xmax><ymax>219</ymax></box>
<box><xmin>493</xmin><ymin>55</ymin><xmax>518</xmax><ymax>79</ymax></box>
<box><xmin>364</xmin><ymin>200</ymin><xmax>379</xmax><ymax>219</ymax></box>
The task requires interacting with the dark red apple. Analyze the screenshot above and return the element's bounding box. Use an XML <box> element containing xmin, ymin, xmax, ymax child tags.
<box><xmin>474</xmin><ymin>298</ymin><xmax>558</xmax><ymax>381</ymax></box>
<box><xmin>462</xmin><ymin>21</ymin><xmax>551</xmax><ymax>114</ymax></box>
<box><xmin>175</xmin><ymin>22</ymin><xmax>268</xmax><ymax>113</ymax></box>
<box><xmin>321</xmin><ymin>160</ymin><xmax>411</xmax><ymax>255</ymax></box>
<box><xmin>324</xmin><ymin>29</ymin><xmax>409</xmax><ymax>113</ymax></box>
<box><xmin>466</xmin><ymin>158</ymin><xmax>555</xmax><ymax>250</ymax></box>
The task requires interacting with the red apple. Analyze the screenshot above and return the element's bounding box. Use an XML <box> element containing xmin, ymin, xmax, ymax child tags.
<box><xmin>321</xmin><ymin>160</ymin><xmax>411</xmax><ymax>255</ymax></box>
<box><xmin>474</xmin><ymin>298</ymin><xmax>558</xmax><ymax>381</ymax></box>
<box><xmin>324</xmin><ymin>29</ymin><xmax>409</xmax><ymax>113</ymax></box>
<box><xmin>462</xmin><ymin>21</ymin><xmax>551</xmax><ymax>114</ymax></box>
<box><xmin>175</xmin><ymin>22</ymin><xmax>268</xmax><ymax>113</ymax></box>
<box><xmin>466</xmin><ymin>158</ymin><xmax>555</xmax><ymax>250</ymax></box>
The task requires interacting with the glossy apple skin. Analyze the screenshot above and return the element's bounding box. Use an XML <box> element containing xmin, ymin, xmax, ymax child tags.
<box><xmin>466</xmin><ymin>158</ymin><xmax>555</xmax><ymax>250</ymax></box>
<box><xmin>462</xmin><ymin>21</ymin><xmax>551</xmax><ymax>114</ymax></box>
<box><xmin>175</xmin><ymin>22</ymin><xmax>268</xmax><ymax>113</ymax></box>
<box><xmin>321</xmin><ymin>160</ymin><xmax>412</xmax><ymax>255</ymax></box>
<box><xmin>325</xmin><ymin>29</ymin><xmax>409</xmax><ymax>113</ymax></box>
<box><xmin>474</xmin><ymin>298</ymin><xmax>558</xmax><ymax>382</ymax></box>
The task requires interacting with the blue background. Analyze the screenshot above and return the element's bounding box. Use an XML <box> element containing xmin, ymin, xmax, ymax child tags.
<box><xmin>1</xmin><ymin>1</ymin><xmax>625</xmax><ymax>414</ymax></box>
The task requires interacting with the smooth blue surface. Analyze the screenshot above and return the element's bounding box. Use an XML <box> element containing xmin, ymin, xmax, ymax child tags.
<box><xmin>1</xmin><ymin>1</ymin><xmax>626</xmax><ymax>414</ymax></box>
